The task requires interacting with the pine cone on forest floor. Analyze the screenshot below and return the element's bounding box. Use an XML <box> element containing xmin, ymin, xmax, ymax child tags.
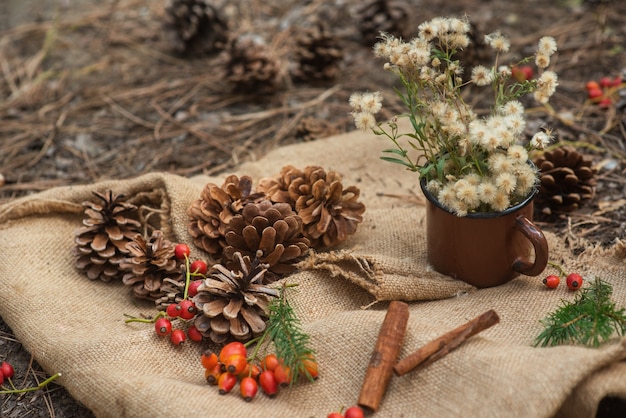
<box><xmin>188</xmin><ymin>175</ymin><xmax>264</xmax><ymax>259</ymax></box>
<box><xmin>290</xmin><ymin>22</ymin><xmax>343</xmax><ymax>83</ymax></box>
<box><xmin>258</xmin><ymin>165</ymin><xmax>365</xmax><ymax>249</ymax></box>
<box><xmin>163</xmin><ymin>0</ymin><xmax>228</xmax><ymax>56</ymax></box>
<box><xmin>74</xmin><ymin>190</ymin><xmax>142</xmax><ymax>282</ymax></box>
<box><xmin>223</xmin><ymin>33</ymin><xmax>286</xmax><ymax>93</ymax></box>
<box><xmin>119</xmin><ymin>230</ymin><xmax>183</xmax><ymax>301</ymax></box>
<box><xmin>193</xmin><ymin>252</ymin><xmax>279</xmax><ymax>343</ymax></box>
<box><xmin>533</xmin><ymin>146</ymin><xmax>598</xmax><ymax>216</ymax></box>
<box><xmin>223</xmin><ymin>200</ymin><xmax>310</xmax><ymax>281</ymax></box>
<box><xmin>355</xmin><ymin>0</ymin><xmax>412</xmax><ymax>46</ymax></box>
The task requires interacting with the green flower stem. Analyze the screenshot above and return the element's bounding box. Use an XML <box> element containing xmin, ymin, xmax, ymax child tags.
<box><xmin>0</xmin><ymin>373</ymin><xmax>62</xmax><ymax>394</ymax></box>
<box><xmin>547</xmin><ymin>261</ymin><xmax>567</xmax><ymax>277</ymax></box>
<box><xmin>183</xmin><ymin>255</ymin><xmax>191</xmax><ymax>300</ymax></box>
<box><xmin>124</xmin><ymin>310</ymin><xmax>166</xmax><ymax>324</ymax></box>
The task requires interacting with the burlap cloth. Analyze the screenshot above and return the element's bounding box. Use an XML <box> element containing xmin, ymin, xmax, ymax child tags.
<box><xmin>1</xmin><ymin>127</ymin><xmax>625</xmax><ymax>417</ymax></box>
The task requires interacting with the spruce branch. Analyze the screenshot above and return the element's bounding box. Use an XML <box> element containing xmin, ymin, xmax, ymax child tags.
<box><xmin>534</xmin><ymin>278</ymin><xmax>626</xmax><ymax>348</ymax></box>
<box><xmin>265</xmin><ymin>283</ymin><xmax>316</xmax><ymax>384</ymax></box>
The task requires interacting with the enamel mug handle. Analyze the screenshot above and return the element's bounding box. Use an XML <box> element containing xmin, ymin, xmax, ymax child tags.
<box><xmin>512</xmin><ymin>215</ymin><xmax>548</xmax><ymax>276</ymax></box>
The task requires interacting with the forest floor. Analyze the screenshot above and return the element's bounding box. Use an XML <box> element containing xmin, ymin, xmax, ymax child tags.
<box><xmin>1</xmin><ymin>0</ymin><xmax>625</xmax><ymax>416</ymax></box>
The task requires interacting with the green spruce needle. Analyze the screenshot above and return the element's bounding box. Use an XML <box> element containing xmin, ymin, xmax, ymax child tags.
<box><xmin>534</xmin><ymin>278</ymin><xmax>626</xmax><ymax>348</ymax></box>
<box><xmin>265</xmin><ymin>283</ymin><xmax>316</xmax><ymax>385</ymax></box>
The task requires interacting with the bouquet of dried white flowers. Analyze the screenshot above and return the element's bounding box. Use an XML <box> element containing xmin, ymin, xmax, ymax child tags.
<box><xmin>350</xmin><ymin>16</ymin><xmax>558</xmax><ymax>216</ymax></box>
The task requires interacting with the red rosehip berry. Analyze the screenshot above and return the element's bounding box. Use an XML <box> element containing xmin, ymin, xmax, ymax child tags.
<box><xmin>542</xmin><ymin>275</ymin><xmax>560</xmax><ymax>289</ymax></box>
<box><xmin>201</xmin><ymin>350</ymin><xmax>219</xmax><ymax>370</ymax></box>
<box><xmin>217</xmin><ymin>372</ymin><xmax>238</xmax><ymax>394</ymax></box>
<box><xmin>174</xmin><ymin>243</ymin><xmax>190</xmax><ymax>260</ymax></box>
<box><xmin>1</xmin><ymin>361</ymin><xmax>15</xmax><ymax>380</ymax></box>
<box><xmin>599</xmin><ymin>76</ymin><xmax>612</xmax><ymax>88</ymax></box>
<box><xmin>610</xmin><ymin>76</ymin><xmax>622</xmax><ymax>87</ymax></box>
<box><xmin>599</xmin><ymin>98</ymin><xmax>613</xmax><ymax>109</ymax></box>
<box><xmin>566</xmin><ymin>273</ymin><xmax>583</xmax><ymax>290</ymax></box>
<box><xmin>585</xmin><ymin>80</ymin><xmax>600</xmax><ymax>91</ymax></box>
<box><xmin>178</xmin><ymin>299</ymin><xmax>197</xmax><ymax>320</ymax></box>
<box><xmin>187</xmin><ymin>325</ymin><xmax>203</xmax><ymax>342</ymax></box>
<box><xmin>189</xmin><ymin>259</ymin><xmax>208</xmax><ymax>275</ymax></box>
<box><xmin>224</xmin><ymin>354</ymin><xmax>248</xmax><ymax>375</ymax></box>
<box><xmin>588</xmin><ymin>87</ymin><xmax>604</xmax><ymax>99</ymax></box>
<box><xmin>327</xmin><ymin>413</ymin><xmax>344</xmax><ymax>418</ymax></box>
<box><xmin>170</xmin><ymin>329</ymin><xmax>186</xmax><ymax>346</ymax></box>
<box><xmin>299</xmin><ymin>354</ymin><xmax>319</xmax><ymax>380</ymax></box>
<box><xmin>240</xmin><ymin>376</ymin><xmax>259</xmax><ymax>402</ymax></box>
<box><xmin>166</xmin><ymin>302</ymin><xmax>182</xmax><ymax>318</ymax></box>
<box><xmin>344</xmin><ymin>406</ymin><xmax>365</xmax><ymax>418</ymax></box>
<box><xmin>219</xmin><ymin>341</ymin><xmax>247</xmax><ymax>364</ymax></box>
<box><xmin>273</xmin><ymin>363</ymin><xmax>291</xmax><ymax>387</ymax></box>
<box><xmin>258</xmin><ymin>370</ymin><xmax>278</xmax><ymax>398</ymax></box>
<box><xmin>154</xmin><ymin>317</ymin><xmax>172</xmax><ymax>336</ymax></box>
<box><xmin>187</xmin><ymin>280</ymin><xmax>203</xmax><ymax>298</ymax></box>
<box><xmin>261</xmin><ymin>353</ymin><xmax>280</xmax><ymax>372</ymax></box>
<box><xmin>204</xmin><ymin>363</ymin><xmax>222</xmax><ymax>385</ymax></box>
<box><xmin>512</xmin><ymin>65</ymin><xmax>533</xmax><ymax>82</ymax></box>
<box><xmin>238</xmin><ymin>362</ymin><xmax>261</xmax><ymax>380</ymax></box>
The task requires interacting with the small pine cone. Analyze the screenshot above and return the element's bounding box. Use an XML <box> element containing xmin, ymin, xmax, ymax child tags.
<box><xmin>355</xmin><ymin>0</ymin><xmax>411</xmax><ymax>46</ymax></box>
<box><xmin>223</xmin><ymin>200</ymin><xmax>310</xmax><ymax>281</ymax></box>
<box><xmin>224</xmin><ymin>33</ymin><xmax>286</xmax><ymax>93</ymax></box>
<box><xmin>188</xmin><ymin>175</ymin><xmax>264</xmax><ymax>258</ymax></box>
<box><xmin>73</xmin><ymin>190</ymin><xmax>142</xmax><ymax>282</ymax></box>
<box><xmin>259</xmin><ymin>166</ymin><xmax>366</xmax><ymax>249</ymax></box>
<box><xmin>154</xmin><ymin>278</ymin><xmax>186</xmax><ymax>311</ymax></box>
<box><xmin>290</xmin><ymin>22</ymin><xmax>343</xmax><ymax>83</ymax></box>
<box><xmin>193</xmin><ymin>252</ymin><xmax>279</xmax><ymax>343</ymax></box>
<box><xmin>296</xmin><ymin>116</ymin><xmax>340</xmax><ymax>141</ymax></box>
<box><xmin>119</xmin><ymin>230</ymin><xmax>183</xmax><ymax>301</ymax></box>
<box><xmin>534</xmin><ymin>146</ymin><xmax>597</xmax><ymax>216</ymax></box>
<box><xmin>162</xmin><ymin>0</ymin><xmax>228</xmax><ymax>56</ymax></box>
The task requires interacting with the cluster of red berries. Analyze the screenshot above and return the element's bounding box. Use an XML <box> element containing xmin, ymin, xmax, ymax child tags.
<box><xmin>201</xmin><ymin>342</ymin><xmax>319</xmax><ymax>402</ymax></box>
<box><xmin>152</xmin><ymin>243</ymin><xmax>209</xmax><ymax>346</ymax></box>
<box><xmin>543</xmin><ymin>272</ymin><xmax>584</xmax><ymax>291</ymax></box>
<box><xmin>585</xmin><ymin>75</ymin><xmax>623</xmax><ymax>108</ymax></box>
<box><xmin>0</xmin><ymin>361</ymin><xmax>15</xmax><ymax>386</ymax></box>
<box><xmin>327</xmin><ymin>405</ymin><xmax>365</xmax><ymax>418</ymax></box>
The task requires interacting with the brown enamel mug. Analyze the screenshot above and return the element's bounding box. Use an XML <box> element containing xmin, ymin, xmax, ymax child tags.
<box><xmin>420</xmin><ymin>178</ymin><xmax>549</xmax><ymax>288</ymax></box>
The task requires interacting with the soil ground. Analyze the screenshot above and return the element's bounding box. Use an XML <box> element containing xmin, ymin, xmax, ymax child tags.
<box><xmin>1</xmin><ymin>0</ymin><xmax>625</xmax><ymax>416</ymax></box>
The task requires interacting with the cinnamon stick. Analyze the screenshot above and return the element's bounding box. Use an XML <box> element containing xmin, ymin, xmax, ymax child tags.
<box><xmin>393</xmin><ymin>309</ymin><xmax>499</xmax><ymax>376</ymax></box>
<box><xmin>357</xmin><ymin>300</ymin><xmax>410</xmax><ymax>411</ymax></box>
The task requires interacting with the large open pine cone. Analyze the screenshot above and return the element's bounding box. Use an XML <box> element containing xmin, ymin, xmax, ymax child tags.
<box><xmin>223</xmin><ymin>200</ymin><xmax>309</xmax><ymax>281</ymax></box>
<box><xmin>258</xmin><ymin>165</ymin><xmax>365</xmax><ymax>248</ymax></box>
<box><xmin>188</xmin><ymin>175</ymin><xmax>264</xmax><ymax>258</ymax></box>
<box><xmin>534</xmin><ymin>146</ymin><xmax>597</xmax><ymax>215</ymax></box>
<box><xmin>290</xmin><ymin>22</ymin><xmax>343</xmax><ymax>83</ymax></box>
<box><xmin>355</xmin><ymin>0</ymin><xmax>411</xmax><ymax>46</ymax></box>
<box><xmin>74</xmin><ymin>191</ymin><xmax>142</xmax><ymax>282</ymax></box>
<box><xmin>224</xmin><ymin>33</ymin><xmax>285</xmax><ymax>93</ymax></box>
<box><xmin>193</xmin><ymin>252</ymin><xmax>279</xmax><ymax>343</ymax></box>
<box><xmin>163</xmin><ymin>0</ymin><xmax>228</xmax><ymax>56</ymax></box>
<box><xmin>119</xmin><ymin>230</ymin><xmax>183</xmax><ymax>301</ymax></box>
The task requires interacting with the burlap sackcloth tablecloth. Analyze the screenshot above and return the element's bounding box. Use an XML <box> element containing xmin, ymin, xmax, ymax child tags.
<box><xmin>1</xmin><ymin>126</ymin><xmax>625</xmax><ymax>418</ymax></box>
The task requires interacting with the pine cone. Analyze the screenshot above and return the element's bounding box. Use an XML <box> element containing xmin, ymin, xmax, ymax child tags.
<box><xmin>119</xmin><ymin>230</ymin><xmax>183</xmax><ymax>301</ymax></box>
<box><xmin>154</xmin><ymin>278</ymin><xmax>186</xmax><ymax>311</ymax></box>
<box><xmin>162</xmin><ymin>0</ymin><xmax>228</xmax><ymax>56</ymax></box>
<box><xmin>534</xmin><ymin>146</ymin><xmax>597</xmax><ymax>216</ymax></box>
<box><xmin>224</xmin><ymin>33</ymin><xmax>285</xmax><ymax>93</ymax></box>
<box><xmin>193</xmin><ymin>252</ymin><xmax>279</xmax><ymax>343</ymax></box>
<box><xmin>223</xmin><ymin>200</ymin><xmax>309</xmax><ymax>281</ymax></box>
<box><xmin>355</xmin><ymin>0</ymin><xmax>411</xmax><ymax>46</ymax></box>
<box><xmin>290</xmin><ymin>22</ymin><xmax>343</xmax><ymax>83</ymax></box>
<box><xmin>259</xmin><ymin>166</ymin><xmax>366</xmax><ymax>248</ymax></box>
<box><xmin>188</xmin><ymin>175</ymin><xmax>264</xmax><ymax>258</ymax></box>
<box><xmin>296</xmin><ymin>116</ymin><xmax>340</xmax><ymax>141</ymax></box>
<box><xmin>74</xmin><ymin>190</ymin><xmax>142</xmax><ymax>282</ymax></box>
